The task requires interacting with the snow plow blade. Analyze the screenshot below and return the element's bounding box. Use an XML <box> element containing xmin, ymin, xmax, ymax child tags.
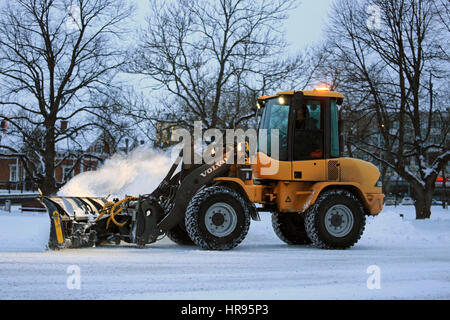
<box><xmin>38</xmin><ymin>151</ymin><xmax>185</xmax><ymax>250</ymax></box>
<box><xmin>41</xmin><ymin>196</ymin><xmax>108</xmax><ymax>249</ymax></box>
<box><xmin>40</xmin><ymin>195</ymin><xmax>167</xmax><ymax>249</ymax></box>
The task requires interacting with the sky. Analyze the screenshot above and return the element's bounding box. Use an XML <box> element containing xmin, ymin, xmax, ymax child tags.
<box><xmin>285</xmin><ymin>0</ymin><xmax>334</xmax><ymax>51</ymax></box>
<box><xmin>127</xmin><ymin>0</ymin><xmax>335</xmax><ymax>92</ymax></box>
<box><xmin>132</xmin><ymin>0</ymin><xmax>334</xmax><ymax>53</ymax></box>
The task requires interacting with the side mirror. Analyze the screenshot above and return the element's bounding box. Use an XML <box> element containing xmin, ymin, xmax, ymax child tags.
<box><xmin>256</xmin><ymin>100</ymin><xmax>265</xmax><ymax>110</ymax></box>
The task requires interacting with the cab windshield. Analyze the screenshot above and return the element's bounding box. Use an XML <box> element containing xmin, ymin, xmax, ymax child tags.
<box><xmin>258</xmin><ymin>97</ymin><xmax>289</xmax><ymax>161</ymax></box>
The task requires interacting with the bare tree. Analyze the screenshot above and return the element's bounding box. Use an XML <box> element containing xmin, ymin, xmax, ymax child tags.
<box><xmin>126</xmin><ymin>0</ymin><xmax>314</xmax><ymax>132</ymax></box>
<box><xmin>0</xmin><ymin>0</ymin><xmax>134</xmax><ymax>194</ymax></box>
<box><xmin>321</xmin><ymin>0</ymin><xmax>450</xmax><ymax>218</ymax></box>
<box><xmin>88</xmin><ymin>88</ymin><xmax>144</xmax><ymax>153</ymax></box>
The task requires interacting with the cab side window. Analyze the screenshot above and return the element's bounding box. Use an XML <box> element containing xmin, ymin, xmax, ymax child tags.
<box><xmin>293</xmin><ymin>100</ymin><xmax>324</xmax><ymax>160</ymax></box>
<box><xmin>330</xmin><ymin>100</ymin><xmax>340</xmax><ymax>158</ymax></box>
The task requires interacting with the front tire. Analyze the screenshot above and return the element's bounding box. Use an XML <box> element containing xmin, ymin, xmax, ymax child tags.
<box><xmin>185</xmin><ymin>186</ymin><xmax>250</xmax><ymax>250</ymax></box>
<box><xmin>305</xmin><ymin>189</ymin><xmax>366</xmax><ymax>249</ymax></box>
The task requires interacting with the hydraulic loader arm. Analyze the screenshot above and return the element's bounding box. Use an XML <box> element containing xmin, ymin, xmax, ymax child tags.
<box><xmin>157</xmin><ymin>152</ymin><xmax>233</xmax><ymax>231</ymax></box>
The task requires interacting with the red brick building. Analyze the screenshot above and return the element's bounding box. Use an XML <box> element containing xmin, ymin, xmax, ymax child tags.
<box><xmin>0</xmin><ymin>134</ymin><xmax>109</xmax><ymax>192</ymax></box>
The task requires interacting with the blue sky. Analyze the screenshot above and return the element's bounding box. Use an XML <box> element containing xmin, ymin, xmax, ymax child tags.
<box><xmin>132</xmin><ymin>0</ymin><xmax>334</xmax><ymax>52</ymax></box>
<box><xmin>285</xmin><ymin>0</ymin><xmax>334</xmax><ymax>51</ymax></box>
<box><xmin>122</xmin><ymin>0</ymin><xmax>335</xmax><ymax>92</ymax></box>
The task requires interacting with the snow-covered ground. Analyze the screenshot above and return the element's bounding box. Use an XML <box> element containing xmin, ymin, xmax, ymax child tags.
<box><xmin>0</xmin><ymin>205</ymin><xmax>449</xmax><ymax>300</ymax></box>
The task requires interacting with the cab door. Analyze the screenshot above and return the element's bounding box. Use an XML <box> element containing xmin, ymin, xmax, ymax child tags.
<box><xmin>290</xmin><ymin>98</ymin><xmax>327</xmax><ymax>182</ymax></box>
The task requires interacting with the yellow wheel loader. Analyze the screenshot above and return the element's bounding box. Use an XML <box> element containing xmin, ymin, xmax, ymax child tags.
<box><xmin>40</xmin><ymin>89</ymin><xmax>384</xmax><ymax>250</ymax></box>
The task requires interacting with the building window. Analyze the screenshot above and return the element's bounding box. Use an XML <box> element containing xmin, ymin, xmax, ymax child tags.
<box><xmin>83</xmin><ymin>162</ymin><xmax>94</xmax><ymax>171</ymax></box>
<box><xmin>431</xmin><ymin>120</ymin><xmax>440</xmax><ymax>129</ymax></box>
<box><xmin>96</xmin><ymin>143</ymin><xmax>104</xmax><ymax>154</ymax></box>
<box><xmin>62</xmin><ymin>166</ymin><xmax>74</xmax><ymax>182</ymax></box>
<box><xmin>9</xmin><ymin>164</ymin><xmax>18</xmax><ymax>182</ymax></box>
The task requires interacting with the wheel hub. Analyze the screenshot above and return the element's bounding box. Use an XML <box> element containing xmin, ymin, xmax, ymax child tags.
<box><xmin>324</xmin><ymin>204</ymin><xmax>354</xmax><ymax>238</ymax></box>
<box><xmin>205</xmin><ymin>202</ymin><xmax>237</xmax><ymax>237</ymax></box>
<box><xmin>211</xmin><ymin>212</ymin><xmax>225</xmax><ymax>226</ymax></box>
<box><xmin>330</xmin><ymin>213</ymin><xmax>343</xmax><ymax>227</ymax></box>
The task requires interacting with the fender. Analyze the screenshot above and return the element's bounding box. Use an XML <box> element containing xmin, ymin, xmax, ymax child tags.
<box><xmin>213</xmin><ymin>177</ymin><xmax>261</xmax><ymax>221</ymax></box>
<box><xmin>302</xmin><ymin>182</ymin><xmax>375</xmax><ymax>214</ymax></box>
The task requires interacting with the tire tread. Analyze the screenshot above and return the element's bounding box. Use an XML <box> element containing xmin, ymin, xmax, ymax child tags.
<box><xmin>305</xmin><ymin>189</ymin><xmax>366</xmax><ymax>249</ymax></box>
<box><xmin>185</xmin><ymin>186</ymin><xmax>250</xmax><ymax>250</ymax></box>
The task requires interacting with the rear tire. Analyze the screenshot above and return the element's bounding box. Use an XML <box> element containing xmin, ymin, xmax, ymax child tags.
<box><xmin>185</xmin><ymin>186</ymin><xmax>250</xmax><ymax>250</ymax></box>
<box><xmin>305</xmin><ymin>189</ymin><xmax>366</xmax><ymax>249</ymax></box>
<box><xmin>272</xmin><ymin>212</ymin><xmax>312</xmax><ymax>245</ymax></box>
<box><xmin>166</xmin><ymin>223</ymin><xmax>194</xmax><ymax>245</ymax></box>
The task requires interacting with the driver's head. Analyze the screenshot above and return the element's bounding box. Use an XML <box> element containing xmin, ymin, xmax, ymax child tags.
<box><xmin>296</xmin><ymin>106</ymin><xmax>308</xmax><ymax>121</ymax></box>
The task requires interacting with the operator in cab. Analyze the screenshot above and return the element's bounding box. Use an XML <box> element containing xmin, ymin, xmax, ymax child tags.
<box><xmin>294</xmin><ymin>104</ymin><xmax>323</xmax><ymax>159</ymax></box>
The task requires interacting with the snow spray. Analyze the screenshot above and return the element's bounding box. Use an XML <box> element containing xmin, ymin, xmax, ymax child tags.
<box><xmin>59</xmin><ymin>145</ymin><xmax>180</xmax><ymax>198</ymax></box>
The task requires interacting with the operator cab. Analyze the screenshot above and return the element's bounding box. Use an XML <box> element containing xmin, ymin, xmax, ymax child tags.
<box><xmin>257</xmin><ymin>88</ymin><xmax>343</xmax><ymax>162</ymax></box>
<box><xmin>254</xmin><ymin>88</ymin><xmax>344</xmax><ymax>181</ymax></box>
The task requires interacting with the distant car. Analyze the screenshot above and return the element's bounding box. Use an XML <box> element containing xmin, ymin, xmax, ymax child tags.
<box><xmin>431</xmin><ymin>199</ymin><xmax>442</xmax><ymax>206</ymax></box>
<box><xmin>384</xmin><ymin>197</ymin><xmax>398</xmax><ymax>206</ymax></box>
<box><xmin>401</xmin><ymin>196</ymin><xmax>415</xmax><ymax>205</ymax></box>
